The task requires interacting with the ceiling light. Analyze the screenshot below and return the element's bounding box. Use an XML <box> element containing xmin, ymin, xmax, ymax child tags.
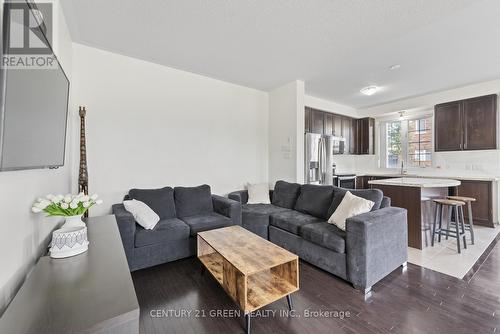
<box><xmin>399</xmin><ymin>111</ymin><xmax>406</xmax><ymax>119</ymax></box>
<box><xmin>389</xmin><ymin>64</ymin><xmax>401</xmax><ymax>71</ymax></box>
<box><xmin>360</xmin><ymin>86</ymin><xmax>379</xmax><ymax>96</ymax></box>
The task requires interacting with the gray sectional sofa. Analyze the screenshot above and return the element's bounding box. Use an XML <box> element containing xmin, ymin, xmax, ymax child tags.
<box><xmin>229</xmin><ymin>181</ymin><xmax>408</xmax><ymax>293</ymax></box>
<box><xmin>112</xmin><ymin>184</ymin><xmax>241</xmax><ymax>271</ymax></box>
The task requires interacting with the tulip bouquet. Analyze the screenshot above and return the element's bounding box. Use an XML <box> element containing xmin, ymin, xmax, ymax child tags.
<box><xmin>32</xmin><ymin>193</ymin><xmax>103</xmax><ymax>216</ymax></box>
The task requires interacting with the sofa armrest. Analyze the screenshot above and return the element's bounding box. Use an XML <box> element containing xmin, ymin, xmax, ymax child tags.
<box><xmin>212</xmin><ymin>195</ymin><xmax>242</xmax><ymax>225</ymax></box>
<box><xmin>346</xmin><ymin>207</ymin><xmax>407</xmax><ymax>290</ymax></box>
<box><xmin>112</xmin><ymin>204</ymin><xmax>136</xmax><ymax>256</ymax></box>
<box><xmin>380</xmin><ymin>196</ymin><xmax>391</xmax><ymax>208</ymax></box>
<box><xmin>228</xmin><ymin>190</ymin><xmax>248</xmax><ymax>204</ymax></box>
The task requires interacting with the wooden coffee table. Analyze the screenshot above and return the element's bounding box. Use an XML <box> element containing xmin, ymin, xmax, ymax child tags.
<box><xmin>197</xmin><ymin>225</ymin><xmax>299</xmax><ymax>334</ymax></box>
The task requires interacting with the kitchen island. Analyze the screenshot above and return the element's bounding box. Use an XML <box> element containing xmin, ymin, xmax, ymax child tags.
<box><xmin>368</xmin><ymin>178</ymin><xmax>461</xmax><ymax>249</ymax></box>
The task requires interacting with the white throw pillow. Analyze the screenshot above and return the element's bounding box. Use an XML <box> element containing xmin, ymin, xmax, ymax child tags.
<box><xmin>123</xmin><ymin>199</ymin><xmax>160</xmax><ymax>230</ymax></box>
<box><xmin>247</xmin><ymin>183</ymin><xmax>271</xmax><ymax>204</ymax></box>
<box><xmin>328</xmin><ymin>191</ymin><xmax>374</xmax><ymax>231</ymax></box>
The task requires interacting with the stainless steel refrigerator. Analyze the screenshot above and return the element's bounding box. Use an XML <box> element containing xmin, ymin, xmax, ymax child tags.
<box><xmin>304</xmin><ymin>133</ymin><xmax>345</xmax><ymax>185</ymax></box>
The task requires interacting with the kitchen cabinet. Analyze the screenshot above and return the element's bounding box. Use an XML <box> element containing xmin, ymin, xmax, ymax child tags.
<box><xmin>304</xmin><ymin>107</ymin><xmax>374</xmax><ymax>155</ymax></box>
<box><xmin>324</xmin><ymin>112</ymin><xmax>333</xmax><ymax>135</ymax></box>
<box><xmin>333</xmin><ymin>114</ymin><xmax>342</xmax><ymax>137</ymax></box>
<box><xmin>341</xmin><ymin>116</ymin><xmax>352</xmax><ymax>154</ymax></box>
<box><xmin>451</xmin><ymin>180</ymin><xmax>494</xmax><ymax>227</ymax></box>
<box><xmin>435</xmin><ymin>94</ymin><xmax>497</xmax><ymax>151</ymax></box>
<box><xmin>463</xmin><ymin>95</ymin><xmax>497</xmax><ymax>150</ymax></box>
<box><xmin>305</xmin><ymin>107</ymin><xmax>311</xmax><ymax>133</ymax></box>
<box><xmin>355</xmin><ymin>117</ymin><xmax>375</xmax><ymax>155</ymax></box>
<box><xmin>311</xmin><ymin>109</ymin><xmax>325</xmax><ymax>134</ymax></box>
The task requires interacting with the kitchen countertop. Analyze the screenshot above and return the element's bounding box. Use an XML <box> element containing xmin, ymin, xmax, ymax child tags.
<box><xmin>368</xmin><ymin>177</ymin><xmax>461</xmax><ymax>188</ymax></box>
<box><xmin>353</xmin><ymin>171</ymin><xmax>499</xmax><ymax>182</ymax></box>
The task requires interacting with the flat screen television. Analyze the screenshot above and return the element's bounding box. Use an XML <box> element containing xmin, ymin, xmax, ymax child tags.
<box><xmin>0</xmin><ymin>0</ymin><xmax>70</xmax><ymax>171</ymax></box>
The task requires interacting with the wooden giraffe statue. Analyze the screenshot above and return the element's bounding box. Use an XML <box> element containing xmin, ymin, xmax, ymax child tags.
<box><xmin>78</xmin><ymin>106</ymin><xmax>89</xmax><ymax>217</ymax></box>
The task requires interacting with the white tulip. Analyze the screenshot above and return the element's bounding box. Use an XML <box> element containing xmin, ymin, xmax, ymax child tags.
<box><xmin>35</xmin><ymin>200</ymin><xmax>49</xmax><ymax>209</ymax></box>
<box><xmin>46</xmin><ymin>194</ymin><xmax>55</xmax><ymax>200</ymax></box>
<box><xmin>82</xmin><ymin>195</ymin><xmax>90</xmax><ymax>202</ymax></box>
<box><xmin>61</xmin><ymin>202</ymin><xmax>69</xmax><ymax>209</ymax></box>
<box><xmin>96</xmin><ymin>199</ymin><xmax>103</xmax><ymax>205</ymax></box>
<box><xmin>32</xmin><ymin>207</ymin><xmax>42</xmax><ymax>213</ymax></box>
<box><xmin>83</xmin><ymin>201</ymin><xmax>91</xmax><ymax>208</ymax></box>
<box><xmin>64</xmin><ymin>196</ymin><xmax>72</xmax><ymax>203</ymax></box>
<box><xmin>69</xmin><ymin>201</ymin><xmax>78</xmax><ymax>209</ymax></box>
<box><xmin>90</xmin><ymin>194</ymin><xmax>98</xmax><ymax>200</ymax></box>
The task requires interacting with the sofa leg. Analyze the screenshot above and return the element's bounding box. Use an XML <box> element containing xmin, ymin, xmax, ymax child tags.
<box><xmin>353</xmin><ymin>285</ymin><xmax>372</xmax><ymax>295</ymax></box>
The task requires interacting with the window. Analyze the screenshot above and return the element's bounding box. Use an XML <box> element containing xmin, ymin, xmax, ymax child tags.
<box><xmin>382</xmin><ymin>116</ymin><xmax>433</xmax><ymax>168</ymax></box>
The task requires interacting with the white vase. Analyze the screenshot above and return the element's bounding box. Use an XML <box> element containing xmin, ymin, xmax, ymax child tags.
<box><xmin>61</xmin><ymin>214</ymin><xmax>86</xmax><ymax>229</ymax></box>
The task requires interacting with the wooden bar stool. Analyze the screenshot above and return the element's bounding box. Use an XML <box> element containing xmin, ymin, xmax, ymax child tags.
<box><xmin>431</xmin><ymin>199</ymin><xmax>467</xmax><ymax>253</ymax></box>
<box><xmin>447</xmin><ymin>195</ymin><xmax>476</xmax><ymax>245</ymax></box>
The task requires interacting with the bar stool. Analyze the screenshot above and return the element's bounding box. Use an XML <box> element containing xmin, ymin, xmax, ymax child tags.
<box><xmin>431</xmin><ymin>199</ymin><xmax>467</xmax><ymax>253</ymax></box>
<box><xmin>447</xmin><ymin>195</ymin><xmax>476</xmax><ymax>245</ymax></box>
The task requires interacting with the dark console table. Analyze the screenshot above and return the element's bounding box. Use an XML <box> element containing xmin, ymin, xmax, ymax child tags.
<box><xmin>0</xmin><ymin>215</ymin><xmax>139</xmax><ymax>334</ymax></box>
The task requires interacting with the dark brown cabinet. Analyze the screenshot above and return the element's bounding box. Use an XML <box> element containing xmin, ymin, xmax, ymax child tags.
<box><xmin>354</xmin><ymin>117</ymin><xmax>375</xmax><ymax>155</ymax></box>
<box><xmin>451</xmin><ymin>180</ymin><xmax>494</xmax><ymax>227</ymax></box>
<box><xmin>463</xmin><ymin>95</ymin><xmax>497</xmax><ymax>150</ymax></box>
<box><xmin>435</xmin><ymin>94</ymin><xmax>497</xmax><ymax>151</ymax></box>
<box><xmin>341</xmin><ymin>116</ymin><xmax>352</xmax><ymax>154</ymax></box>
<box><xmin>311</xmin><ymin>109</ymin><xmax>325</xmax><ymax>134</ymax></box>
<box><xmin>324</xmin><ymin>112</ymin><xmax>333</xmax><ymax>135</ymax></box>
<box><xmin>305</xmin><ymin>107</ymin><xmax>374</xmax><ymax>155</ymax></box>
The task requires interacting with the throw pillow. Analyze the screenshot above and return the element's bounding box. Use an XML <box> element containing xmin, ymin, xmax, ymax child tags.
<box><xmin>123</xmin><ymin>199</ymin><xmax>160</xmax><ymax>230</ymax></box>
<box><xmin>328</xmin><ymin>191</ymin><xmax>374</xmax><ymax>231</ymax></box>
<box><xmin>247</xmin><ymin>183</ymin><xmax>271</xmax><ymax>204</ymax></box>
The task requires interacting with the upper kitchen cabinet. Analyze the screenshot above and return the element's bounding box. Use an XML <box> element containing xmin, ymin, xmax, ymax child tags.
<box><xmin>463</xmin><ymin>95</ymin><xmax>497</xmax><ymax>150</ymax></box>
<box><xmin>435</xmin><ymin>101</ymin><xmax>463</xmax><ymax>151</ymax></box>
<box><xmin>435</xmin><ymin>94</ymin><xmax>497</xmax><ymax>151</ymax></box>
<box><xmin>304</xmin><ymin>107</ymin><xmax>373</xmax><ymax>154</ymax></box>
<box><xmin>355</xmin><ymin>117</ymin><xmax>375</xmax><ymax>155</ymax></box>
<box><xmin>311</xmin><ymin>109</ymin><xmax>325</xmax><ymax>134</ymax></box>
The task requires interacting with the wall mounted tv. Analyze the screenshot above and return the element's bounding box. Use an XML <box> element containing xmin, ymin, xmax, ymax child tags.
<box><xmin>0</xmin><ymin>0</ymin><xmax>70</xmax><ymax>171</ymax></box>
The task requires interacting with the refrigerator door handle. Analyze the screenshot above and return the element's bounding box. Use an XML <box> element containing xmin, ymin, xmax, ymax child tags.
<box><xmin>319</xmin><ymin>137</ymin><xmax>325</xmax><ymax>184</ymax></box>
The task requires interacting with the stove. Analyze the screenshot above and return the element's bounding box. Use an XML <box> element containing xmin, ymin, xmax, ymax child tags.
<box><xmin>334</xmin><ymin>173</ymin><xmax>356</xmax><ymax>189</ymax></box>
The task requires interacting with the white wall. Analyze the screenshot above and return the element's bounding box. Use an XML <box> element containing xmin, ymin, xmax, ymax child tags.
<box><xmin>305</xmin><ymin>95</ymin><xmax>358</xmax><ymax>118</ymax></box>
<box><xmin>268</xmin><ymin>81</ymin><xmax>305</xmax><ymax>185</ymax></box>
<box><xmin>71</xmin><ymin>43</ymin><xmax>269</xmax><ymax>216</ymax></box>
<box><xmin>0</xmin><ymin>0</ymin><xmax>73</xmax><ymax>314</ymax></box>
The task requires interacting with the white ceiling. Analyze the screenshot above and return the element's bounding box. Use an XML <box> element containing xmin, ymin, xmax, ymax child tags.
<box><xmin>61</xmin><ymin>0</ymin><xmax>500</xmax><ymax>108</ymax></box>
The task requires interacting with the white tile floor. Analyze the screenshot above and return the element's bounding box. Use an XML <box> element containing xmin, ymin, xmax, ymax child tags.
<box><xmin>407</xmin><ymin>224</ymin><xmax>500</xmax><ymax>279</ymax></box>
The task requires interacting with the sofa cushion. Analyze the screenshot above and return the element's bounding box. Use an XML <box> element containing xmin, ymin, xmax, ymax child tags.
<box><xmin>294</xmin><ymin>184</ymin><xmax>334</xmax><ymax>219</ymax></box>
<box><xmin>300</xmin><ymin>222</ymin><xmax>346</xmax><ymax>253</ymax></box>
<box><xmin>328</xmin><ymin>187</ymin><xmax>383</xmax><ymax>217</ymax></box>
<box><xmin>134</xmin><ymin>218</ymin><xmax>190</xmax><ymax>247</ymax></box>
<box><xmin>181</xmin><ymin>212</ymin><xmax>232</xmax><ymax>236</ymax></box>
<box><xmin>129</xmin><ymin>187</ymin><xmax>176</xmax><ymax>219</ymax></box>
<box><xmin>241</xmin><ymin>204</ymin><xmax>290</xmax><ymax>238</ymax></box>
<box><xmin>174</xmin><ymin>185</ymin><xmax>213</xmax><ymax>218</ymax></box>
<box><xmin>269</xmin><ymin>210</ymin><xmax>322</xmax><ymax>235</ymax></box>
<box><xmin>272</xmin><ymin>180</ymin><xmax>301</xmax><ymax>209</ymax></box>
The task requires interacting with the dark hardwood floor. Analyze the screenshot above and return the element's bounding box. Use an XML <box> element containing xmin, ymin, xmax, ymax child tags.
<box><xmin>132</xmin><ymin>242</ymin><xmax>500</xmax><ymax>334</ymax></box>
